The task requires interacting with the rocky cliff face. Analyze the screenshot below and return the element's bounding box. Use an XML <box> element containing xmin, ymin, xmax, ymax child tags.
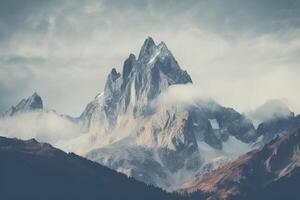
<box><xmin>3</xmin><ymin>92</ymin><xmax>43</xmax><ymax>117</ymax></box>
<box><xmin>2</xmin><ymin>37</ymin><xmax>300</xmax><ymax>192</ymax></box>
<box><xmin>80</xmin><ymin>37</ymin><xmax>192</xmax><ymax>132</ymax></box>
<box><xmin>95</xmin><ymin>37</ymin><xmax>191</xmax><ymax>129</ymax></box>
<box><xmin>180</xmin><ymin>127</ymin><xmax>300</xmax><ymax>200</ymax></box>
<box><xmin>82</xmin><ymin>37</ymin><xmax>260</xmax><ymax>190</ymax></box>
<box><xmin>257</xmin><ymin>113</ymin><xmax>300</xmax><ymax>144</ymax></box>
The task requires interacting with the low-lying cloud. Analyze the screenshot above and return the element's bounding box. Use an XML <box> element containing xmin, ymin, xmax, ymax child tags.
<box><xmin>0</xmin><ymin>0</ymin><xmax>300</xmax><ymax>157</ymax></box>
<box><xmin>0</xmin><ymin>111</ymin><xmax>85</xmax><ymax>153</ymax></box>
<box><xmin>248</xmin><ymin>99</ymin><xmax>293</xmax><ymax>126</ymax></box>
<box><xmin>0</xmin><ymin>0</ymin><xmax>300</xmax><ymax>116</ymax></box>
<box><xmin>157</xmin><ymin>84</ymin><xmax>211</xmax><ymax>107</ymax></box>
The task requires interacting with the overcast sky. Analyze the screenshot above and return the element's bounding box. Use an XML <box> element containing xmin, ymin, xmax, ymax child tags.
<box><xmin>0</xmin><ymin>0</ymin><xmax>300</xmax><ymax>116</ymax></box>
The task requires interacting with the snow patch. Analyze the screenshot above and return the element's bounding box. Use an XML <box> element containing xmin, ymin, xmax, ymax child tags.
<box><xmin>209</xmin><ymin>119</ymin><xmax>219</xmax><ymax>129</ymax></box>
<box><xmin>222</xmin><ymin>136</ymin><xmax>253</xmax><ymax>156</ymax></box>
<box><xmin>148</xmin><ymin>48</ymin><xmax>161</xmax><ymax>63</ymax></box>
<box><xmin>148</xmin><ymin>42</ymin><xmax>171</xmax><ymax>64</ymax></box>
<box><xmin>196</xmin><ymin>136</ymin><xmax>254</xmax><ymax>166</ymax></box>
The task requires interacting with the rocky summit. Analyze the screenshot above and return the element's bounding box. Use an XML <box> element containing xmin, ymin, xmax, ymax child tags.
<box><xmin>2</xmin><ymin>37</ymin><xmax>300</xmax><ymax>193</ymax></box>
<box><xmin>180</xmin><ymin>127</ymin><xmax>300</xmax><ymax>200</ymax></box>
<box><xmin>80</xmin><ymin>37</ymin><xmax>264</xmax><ymax>190</ymax></box>
<box><xmin>3</xmin><ymin>92</ymin><xmax>43</xmax><ymax>117</ymax></box>
<box><xmin>2</xmin><ymin>37</ymin><xmax>300</xmax><ymax>192</ymax></box>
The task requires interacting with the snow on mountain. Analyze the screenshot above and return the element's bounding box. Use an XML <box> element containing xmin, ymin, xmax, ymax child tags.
<box><xmin>249</xmin><ymin>99</ymin><xmax>293</xmax><ymax>127</ymax></box>
<box><xmin>3</xmin><ymin>37</ymin><xmax>299</xmax><ymax>192</ymax></box>
<box><xmin>208</xmin><ymin>119</ymin><xmax>219</xmax><ymax>130</ymax></box>
<box><xmin>80</xmin><ymin>37</ymin><xmax>262</xmax><ymax>190</ymax></box>
<box><xmin>180</xmin><ymin>127</ymin><xmax>300</xmax><ymax>200</ymax></box>
<box><xmin>3</xmin><ymin>92</ymin><xmax>43</xmax><ymax>117</ymax></box>
<box><xmin>249</xmin><ymin>100</ymin><xmax>300</xmax><ymax>145</ymax></box>
<box><xmin>0</xmin><ymin>93</ymin><xmax>83</xmax><ymax>150</ymax></box>
<box><xmin>256</xmin><ymin>113</ymin><xmax>300</xmax><ymax>144</ymax></box>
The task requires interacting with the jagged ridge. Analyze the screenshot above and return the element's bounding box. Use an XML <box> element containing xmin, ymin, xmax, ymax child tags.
<box><xmin>83</xmin><ymin>37</ymin><xmax>260</xmax><ymax>190</ymax></box>
<box><xmin>0</xmin><ymin>136</ymin><xmax>186</xmax><ymax>200</ymax></box>
<box><xmin>3</xmin><ymin>92</ymin><xmax>43</xmax><ymax>117</ymax></box>
<box><xmin>180</xmin><ymin>127</ymin><xmax>300</xmax><ymax>200</ymax></box>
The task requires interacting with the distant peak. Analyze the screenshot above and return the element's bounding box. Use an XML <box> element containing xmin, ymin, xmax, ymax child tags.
<box><xmin>250</xmin><ymin>99</ymin><xmax>293</xmax><ymax>122</ymax></box>
<box><xmin>3</xmin><ymin>92</ymin><xmax>43</xmax><ymax>117</ymax></box>
<box><xmin>26</xmin><ymin>92</ymin><xmax>43</xmax><ymax>110</ymax></box>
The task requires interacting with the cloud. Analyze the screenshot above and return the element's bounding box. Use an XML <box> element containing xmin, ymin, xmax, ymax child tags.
<box><xmin>0</xmin><ymin>0</ymin><xmax>299</xmax><ymax>117</ymax></box>
<box><xmin>0</xmin><ymin>111</ymin><xmax>84</xmax><ymax>152</ymax></box>
<box><xmin>248</xmin><ymin>99</ymin><xmax>293</xmax><ymax>125</ymax></box>
<box><xmin>157</xmin><ymin>84</ymin><xmax>211</xmax><ymax>107</ymax></box>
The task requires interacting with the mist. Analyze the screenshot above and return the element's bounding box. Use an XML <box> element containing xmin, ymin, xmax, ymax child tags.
<box><xmin>248</xmin><ymin>99</ymin><xmax>293</xmax><ymax>127</ymax></box>
<box><xmin>0</xmin><ymin>111</ymin><xmax>87</xmax><ymax>153</ymax></box>
<box><xmin>0</xmin><ymin>0</ymin><xmax>299</xmax><ymax>116</ymax></box>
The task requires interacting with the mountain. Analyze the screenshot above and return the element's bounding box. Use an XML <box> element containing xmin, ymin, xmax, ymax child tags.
<box><xmin>2</xmin><ymin>37</ymin><xmax>299</xmax><ymax>192</ymax></box>
<box><xmin>249</xmin><ymin>99</ymin><xmax>292</xmax><ymax>124</ymax></box>
<box><xmin>0</xmin><ymin>93</ymin><xmax>84</xmax><ymax>149</ymax></box>
<box><xmin>3</xmin><ymin>92</ymin><xmax>43</xmax><ymax>117</ymax></box>
<box><xmin>0</xmin><ymin>136</ymin><xmax>187</xmax><ymax>200</ymax></box>
<box><xmin>180</xmin><ymin>127</ymin><xmax>300</xmax><ymax>200</ymax></box>
<box><xmin>2</xmin><ymin>92</ymin><xmax>77</xmax><ymax>121</ymax></box>
<box><xmin>256</xmin><ymin>112</ymin><xmax>300</xmax><ymax>144</ymax></box>
<box><xmin>80</xmin><ymin>37</ymin><xmax>192</xmax><ymax>131</ymax></box>
<box><xmin>250</xmin><ymin>99</ymin><xmax>300</xmax><ymax>144</ymax></box>
<box><xmin>80</xmin><ymin>37</ymin><xmax>261</xmax><ymax>190</ymax></box>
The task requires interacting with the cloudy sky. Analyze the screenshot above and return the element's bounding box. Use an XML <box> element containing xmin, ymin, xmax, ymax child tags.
<box><xmin>0</xmin><ymin>0</ymin><xmax>300</xmax><ymax>116</ymax></box>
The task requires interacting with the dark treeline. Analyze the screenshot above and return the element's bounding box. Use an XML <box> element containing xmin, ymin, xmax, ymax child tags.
<box><xmin>0</xmin><ymin>136</ymin><xmax>189</xmax><ymax>200</ymax></box>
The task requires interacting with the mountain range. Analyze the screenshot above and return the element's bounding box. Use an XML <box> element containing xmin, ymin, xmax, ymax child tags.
<box><xmin>1</xmin><ymin>37</ymin><xmax>300</xmax><ymax>197</ymax></box>
<box><xmin>180</xmin><ymin>127</ymin><xmax>300</xmax><ymax>200</ymax></box>
<box><xmin>1</xmin><ymin>124</ymin><xmax>300</xmax><ymax>200</ymax></box>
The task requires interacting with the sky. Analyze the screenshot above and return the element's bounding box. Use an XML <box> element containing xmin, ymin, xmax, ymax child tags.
<box><xmin>0</xmin><ymin>0</ymin><xmax>300</xmax><ymax>116</ymax></box>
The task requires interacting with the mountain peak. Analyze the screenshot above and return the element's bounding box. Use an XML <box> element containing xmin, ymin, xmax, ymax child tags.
<box><xmin>158</xmin><ymin>41</ymin><xmax>171</xmax><ymax>55</ymax></box>
<box><xmin>158</xmin><ymin>41</ymin><xmax>167</xmax><ymax>49</ymax></box>
<box><xmin>31</xmin><ymin>92</ymin><xmax>39</xmax><ymax>98</ymax></box>
<box><xmin>138</xmin><ymin>37</ymin><xmax>176</xmax><ymax>67</ymax></box>
<box><xmin>147</xmin><ymin>41</ymin><xmax>173</xmax><ymax>64</ymax></box>
<box><xmin>110</xmin><ymin>68</ymin><xmax>120</xmax><ymax>80</ymax></box>
<box><xmin>122</xmin><ymin>54</ymin><xmax>136</xmax><ymax>80</ymax></box>
<box><xmin>138</xmin><ymin>37</ymin><xmax>157</xmax><ymax>62</ymax></box>
<box><xmin>144</xmin><ymin>36</ymin><xmax>156</xmax><ymax>48</ymax></box>
<box><xmin>3</xmin><ymin>92</ymin><xmax>43</xmax><ymax>117</ymax></box>
<box><xmin>27</xmin><ymin>92</ymin><xmax>43</xmax><ymax>109</ymax></box>
<box><xmin>85</xmin><ymin>37</ymin><xmax>192</xmax><ymax>130</ymax></box>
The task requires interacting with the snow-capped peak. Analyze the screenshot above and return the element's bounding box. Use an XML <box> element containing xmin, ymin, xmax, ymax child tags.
<box><xmin>138</xmin><ymin>37</ymin><xmax>157</xmax><ymax>63</ymax></box>
<box><xmin>3</xmin><ymin>92</ymin><xmax>43</xmax><ymax>117</ymax></box>
<box><xmin>80</xmin><ymin>37</ymin><xmax>193</xmax><ymax>131</ymax></box>
<box><xmin>148</xmin><ymin>41</ymin><xmax>172</xmax><ymax>64</ymax></box>
<box><xmin>95</xmin><ymin>92</ymin><xmax>104</xmax><ymax>101</ymax></box>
